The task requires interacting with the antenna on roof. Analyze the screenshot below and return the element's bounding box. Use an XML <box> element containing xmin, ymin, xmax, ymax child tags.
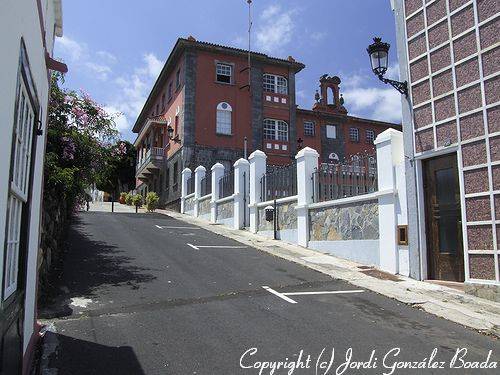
<box><xmin>240</xmin><ymin>0</ymin><xmax>252</xmax><ymax>91</ymax></box>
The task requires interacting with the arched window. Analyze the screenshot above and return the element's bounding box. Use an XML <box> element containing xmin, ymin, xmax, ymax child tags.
<box><xmin>263</xmin><ymin>74</ymin><xmax>288</xmax><ymax>94</ymax></box>
<box><xmin>216</xmin><ymin>102</ymin><xmax>232</xmax><ymax>135</ymax></box>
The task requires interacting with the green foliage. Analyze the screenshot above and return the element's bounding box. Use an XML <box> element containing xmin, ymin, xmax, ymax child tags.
<box><xmin>120</xmin><ymin>192</ymin><xmax>127</xmax><ymax>200</ymax></box>
<box><xmin>125</xmin><ymin>193</ymin><xmax>133</xmax><ymax>205</ymax></box>
<box><xmin>45</xmin><ymin>72</ymin><xmax>121</xmax><ymax>212</ymax></box>
<box><xmin>95</xmin><ymin>141</ymin><xmax>136</xmax><ymax>195</ymax></box>
<box><xmin>132</xmin><ymin>194</ymin><xmax>143</xmax><ymax>207</ymax></box>
<box><xmin>146</xmin><ymin>192</ymin><xmax>159</xmax><ymax>212</ymax></box>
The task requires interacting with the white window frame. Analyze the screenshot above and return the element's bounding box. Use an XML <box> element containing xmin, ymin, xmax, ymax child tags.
<box><xmin>349</xmin><ymin>127</ymin><xmax>359</xmax><ymax>142</ymax></box>
<box><xmin>326</xmin><ymin>125</ymin><xmax>337</xmax><ymax>139</ymax></box>
<box><xmin>216</xmin><ymin>62</ymin><xmax>232</xmax><ymax>84</ymax></box>
<box><xmin>263</xmin><ymin>119</ymin><xmax>288</xmax><ymax>141</ymax></box>
<box><xmin>4</xmin><ymin>77</ymin><xmax>35</xmax><ymax>299</ymax></box>
<box><xmin>303</xmin><ymin>121</ymin><xmax>315</xmax><ymax>137</ymax></box>
<box><xmin>263</xmin><ymin>74</ymin><xmax>288</xmax><ymax>94</ymax></box>
<box><xmin>216</xmin><ymin>102</ymin><xmax>232</xmax><ymax>135</ymax></box>
<box><xmin>366</xmin><ymin>129</ymin><xmax>375</xmax><ymax>143</ymax></box>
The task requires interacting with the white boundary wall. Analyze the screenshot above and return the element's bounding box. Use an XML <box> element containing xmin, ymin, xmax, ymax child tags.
<box><xmin>180</xmin><ymin>129</ymin><xmax>408</xmax><ymax>275</ymax></box>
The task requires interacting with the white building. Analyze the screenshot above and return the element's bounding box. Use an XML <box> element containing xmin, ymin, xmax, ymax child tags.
<box><xmin>0</xmin><ymin>1</ymin><xmax>66</xmax><ymax>373</ymax></box>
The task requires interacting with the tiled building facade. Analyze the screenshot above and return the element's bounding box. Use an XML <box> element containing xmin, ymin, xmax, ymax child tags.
<box><xmin>393</xmin><ymin>0</ymin><xmax>499</xmax><ymax>287</ymax></box>
<box><xmin>133</xmin><ymin>37</ymin><xmax>399</xmax><ymax>209</ymax></box>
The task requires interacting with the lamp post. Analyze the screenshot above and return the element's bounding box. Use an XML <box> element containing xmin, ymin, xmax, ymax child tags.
<box><xmin>367</xmin><ymin>37</ymin><xmax>408</xmax><ymax>97</ymax></box>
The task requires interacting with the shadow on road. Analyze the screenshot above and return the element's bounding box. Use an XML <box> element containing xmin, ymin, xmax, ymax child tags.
<box><xmin>43</xmin><ymin>331</ymin><xmax>145</xmax><ymax>375</ymax></box>
<box><xmin>39</xmin><ymin>215</ymin><xmax>156</xmax><ymax>318</ymax></box>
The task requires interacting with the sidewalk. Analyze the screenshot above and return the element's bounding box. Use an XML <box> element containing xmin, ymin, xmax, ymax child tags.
<box><xmin>158</xmin><ymin>208</ymin><xmax>500</xmax><ymax>338</ymax></box>
<box><xmin>88</xmin><ymin>201</ymin><xmax>146</xmax><ymax>213</ymax></box>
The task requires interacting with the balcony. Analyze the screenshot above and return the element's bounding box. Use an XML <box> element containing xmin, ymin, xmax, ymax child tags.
<box><xmin>136</xmin><ymin>147</ymin><xmax>164</xmax><ymax>180</ymax></box>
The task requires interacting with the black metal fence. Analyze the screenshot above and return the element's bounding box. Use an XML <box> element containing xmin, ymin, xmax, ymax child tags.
<box><xmin>186</xmin><ymin>175</ymin><xmax>195</xmax><ymax>195</ymax></box>
<box><xmin>200</xmin><ymin>170</ymin><xmax>212</xmax><ymax>196</ymax></box>
<box><xmin>260</xmin><ymin>163</ymin><xmax>297</xmax><ymax>201</ymax></box>
<box><xmin>218</xmin><ymin>170</ymin><xmax>234</xmax><ymax>199</ymax></box>
<box><xmin>312</xmin><ymin>154</ymin><xmax>377</xmax><ymax>203</ymax></box>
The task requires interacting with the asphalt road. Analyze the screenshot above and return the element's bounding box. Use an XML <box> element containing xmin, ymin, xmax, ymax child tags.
<box><xmin>39</xmin><ymin>211</ymin><xmax>499</xmax><ymax>375</ymax></box>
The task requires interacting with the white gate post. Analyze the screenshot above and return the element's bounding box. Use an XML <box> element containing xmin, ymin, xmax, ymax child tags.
<box><xmin>180</xmin><ymin>168</ymin><xmax>192</xmax><ymax>214</ymax></box>
<box><xmin>248</xmin><ymin>150</ymin><xmax>267</xmax><ymax>233</ymax></box>
<box><xmin>295</xmin><ymin>147</ymin><xmax>319</xmax><ymax>247</ymax></box>
<box><xmin>233</xmin><ymin>158</ymin><xmax>250</xmax><ymax>229</ymax></box>
<box><xmin>210</xmin><ymin>163</ymin><xmax>225</xmax><ymax>223</ymax></box>
<box><xmin>193</xmin><ymin>165</ymin><xmax>206</xmax><ymax>217</ymax></box>
<box><xmin>375</xmin><ymin>128</ymin><xmax>404</xmax><ymax>274</ymax></box>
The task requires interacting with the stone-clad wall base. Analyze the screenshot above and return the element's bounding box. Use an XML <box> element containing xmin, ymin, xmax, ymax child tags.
<box><xmin>198</xmin><ymin>197</ymin><xmax>211</xmax><ymax>216</ymax></box>
<box><xmin>308</xmin><ymin>240</ymin><xmax>380</xmax><ymax>266</ymax></box>
<box><xmin>184</xmin><ymin>196</ymin><xmax>195</xmax><ymax>216</ymax></box>
<box><xmin>216</xmin><ymin>199</ymin><xmax>234</xmax><ymax>226</ymax></box>
<box><xmin>257</xmin><ymin>202</ymin><xmax>297</xmax><ymax>232</ymax></box>
<box><xmin>465</xmin><ymin>284</ymin><xmax>500</xmax><ymax>302</ymax></box>
<box><xmin>309</xmin><ymin>200</ymin><xmax>379</xmax><ymax>241</ymax></box>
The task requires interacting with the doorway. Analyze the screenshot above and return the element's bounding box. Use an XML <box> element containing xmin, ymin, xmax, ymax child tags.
<box><xmin>423</xmin><ymin>153</ymin><xmax>464</xmax><ymax>282</ymax></box>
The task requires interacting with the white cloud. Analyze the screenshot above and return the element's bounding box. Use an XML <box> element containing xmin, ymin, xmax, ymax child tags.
<box><xmin>57</xmin><ymin>35</ymin><xmax>84</xmax><ymax>60</ymax></box>
<box><xmin>341</xmin><ymin>65</ymin><xmax>402</xmax><ymax>123</ymax></box>
<box><xmin>104</xmin><ymin>105</ymin><xmax>130</xmax><ymax>132</ymax></box>
<box><xmin>310</xmin><ymin>31</ymin><xmax>326</xmax><ymax>42</ymax></box>
<box><xmin>255</xmin><ymin>5</ymin><xmax>296</xmax><ymax>54</ymax></box>
<box><xmin>138</xmin><ymin>53</ymin><xmax>163</xmax><ymax>80</ymax></box>
<box><xmin>55</xmin><ymin>35</ymin><xmax>114</xmax><ymax>81</ymax></box>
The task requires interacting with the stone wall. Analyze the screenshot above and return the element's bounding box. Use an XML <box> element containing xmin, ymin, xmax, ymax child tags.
<box><xmin>184</xmin><ymin>195</ymin><xmax>195</xmax><ymax>215</ymax></box>
<box><xmin>198</xmin><ymin>196</ymin><xmax>211</xmax><ymax>216</ymax></box>
<box><xmin>258</xmin><ymin>201</ymin><xmax>297</xmax><ymax>232</ymax></box>
<box><xmin>309</xmin><ymin>199</ymin><xmax>379</xmax><ymax>241</ymax></box>
<box><xmin>217</xmin><ymin>199</ymin><xmax>234</xmax><ymax>222</ymax></box>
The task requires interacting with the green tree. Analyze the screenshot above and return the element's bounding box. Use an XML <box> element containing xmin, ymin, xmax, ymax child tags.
<box><xmin>95</xmin><ymin>141</ymin><xmax>136</xmax><ymax>197</ymax></box>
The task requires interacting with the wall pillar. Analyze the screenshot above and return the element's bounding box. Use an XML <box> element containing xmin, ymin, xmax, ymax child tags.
<box><xmin>180</xmin><ymin>168</ymin><xmax>192</xmax><ymax>213</ymax></box>
<box><xmin>210</xmin><ymin>163</ymin><xmax>225</xmax><ymax>223</ymax></box>
<box><xmin>233</xmin><ymin>158</ymin><xmax>250</xmax><ymax>229</ymax></box>
<box><xmin>295</xmin><ymin>147</ymin><xmax>319</xmax><ymax>247</ymax></box>
<box><xmin>193</xmin><ymin>165</ymin><xmax>206</xmax><ymax>217</ymax></box>
<box><xmin>248</xmin><ymin>150</ymin><xmax>267</xmax><ymax>233</ymax></box>
<box><xmin>375</xmin><ymin>128</ymin><xmax>404</xmax><ymax>274</ymax></box>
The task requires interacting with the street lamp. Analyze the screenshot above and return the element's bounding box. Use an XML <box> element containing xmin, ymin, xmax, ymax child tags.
<box><xmin>167</xmin><ymin>125</ymin><xmax>180</xmax><ymax>143</ymax></box>
<box><xmin>367</xmin><ymin>37</ymin><xmax>408</xmax><ymax>97</ymax></box>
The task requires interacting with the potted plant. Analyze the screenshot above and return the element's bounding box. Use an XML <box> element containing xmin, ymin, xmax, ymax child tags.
<box><xmin>119</xmin><ymin>192</ymin><xmax>127</xmax><ymax>204</ymax></box>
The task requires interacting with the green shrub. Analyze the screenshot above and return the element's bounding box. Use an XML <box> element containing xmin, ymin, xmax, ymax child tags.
<box><xmin>125</xmin><ymin>193</ymin><xmax>133</xmax><ymax>205</ymax></box>
<box><xmin>132</xmin><ymin>194</ymin><xmax>143</xmax><ymax>207</ymax></box>
<box><xmin>146</xmin><ymin>192</ymin><xmax>159</xmax><ymax>212</ymax></box>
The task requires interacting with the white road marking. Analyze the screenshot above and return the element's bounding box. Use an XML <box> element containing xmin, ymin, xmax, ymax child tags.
<box><xmin>186</xmin><ymin>243</ymin><xmax>247</xmax><ymax>250</ymax></box>
<box><xmin>284</xmin><ymin>290</ymin><xmax>364</xmax><ymax>296</ymax></box>
<box><xmin>156</xmin><ymin>225</ymin><xmax>200</xmax><ymax>229</ymax></box>
<box><xmin>262</xmin><ymin>286</ymin><xmax>297</xmax><ymax>304</ymax></box>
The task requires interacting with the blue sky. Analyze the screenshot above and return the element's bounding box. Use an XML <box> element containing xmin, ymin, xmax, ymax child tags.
<box><xmin>55</xmin><ymin>0</ymin><xmax>402</xmax><ymax>141</ymax></box>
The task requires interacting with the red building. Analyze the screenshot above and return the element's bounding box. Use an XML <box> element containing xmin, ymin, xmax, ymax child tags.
<box><xmin>133</xmin><ymin>37</ymin><xmax>400</xmax><ymax>208</ymax></box>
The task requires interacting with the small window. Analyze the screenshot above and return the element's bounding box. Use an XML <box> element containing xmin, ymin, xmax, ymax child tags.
<box><xmin>216</xmin><ymin>102</ymin><xmax>232</xmax><ymax>135</ymax></box>
<box><xmin>263</xmin><ymin>74</ymin><xmax>288</xmax><ymax>94</ymax></box>
<box><xmin>263</xmin><ymin>119</ymin><xmax>288</xmax><ymax>141</ymax></box>
<box><xmin>366</xmin><ymin>129</ymin><xmax>375</xmax><ymax>144</ymax></box>
<box><xmin>168</xmin><ymin>82</ymin><xmax>173</xmax><ymax>100</ymax></box>
<box><xmin>349</xmin><ymin>127</ymin><xmax>359</xmax><ymax>142</ymax></box>
<box><xmin>155</xmin><ymin>104</ymin><xmax>159</xmax><ymax>115</ymax></box>
<box><xmin>216</xmin><ymin>63</ymin><xmax>232</xmax><ymax>84</ymax></box>
<box><xmin>161</xmin><ymin>93</ymin><xmax>166</xmax><ymax>111</ymax></box>
<box><xmin>176</xmin><ymin>68</ymin><xmax>181</xmax><ymax>88</ymax></box>
<box><xmin>326</xmin><ymin>125</ymin><xmax>336</xmax><ymax>139</ymax></box>
<box><xmin>304</xmin><ymin>121</ymin><xmax>315</xmax><ymax>137</ymax></box>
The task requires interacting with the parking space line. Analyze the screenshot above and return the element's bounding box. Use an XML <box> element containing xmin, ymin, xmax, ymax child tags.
<box><xmin>284</xmin><ymin>290</ymin><xmax>364</xmax><ymax>296</ymax></box>
<box><xmin>187</xmin><ymin>243</ymin><xmax>200</xmax><ymax>250</ymax></box>
<box><xmin>262</xmin><ymin>286</ymin><xmax>297</xmax><ymax>304</ymax></box>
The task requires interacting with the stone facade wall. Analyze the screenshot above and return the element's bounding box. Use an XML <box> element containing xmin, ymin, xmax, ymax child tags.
<box><xmin>309</xmin><ymin>199</ymin><xmax>379</xmax><ymax>241</ymax></box>
<box><xmin>184</xmin><ymin>195</ymin><xmax>195</xmax><ymax>214</ymax></box>
<box><xmin>198</xmin><ymin>196</ymin><xmax>211</xmax><ymax>216</ymax></box>
<box><xmin>258</xmin><ymin>201</ymin><xmax>297</xmax><ymax>232</ymax></box>
<box><xmin>217</xmin><ymin>199</ymin><xmax>234</xmax><ymax>222</ymax></box>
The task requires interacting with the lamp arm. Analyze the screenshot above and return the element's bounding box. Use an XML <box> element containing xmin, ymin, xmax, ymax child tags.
<box><xmin>377</xmin><ymin>75</ymin><xmax>408</xmax><ymax>97</ymax></box>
